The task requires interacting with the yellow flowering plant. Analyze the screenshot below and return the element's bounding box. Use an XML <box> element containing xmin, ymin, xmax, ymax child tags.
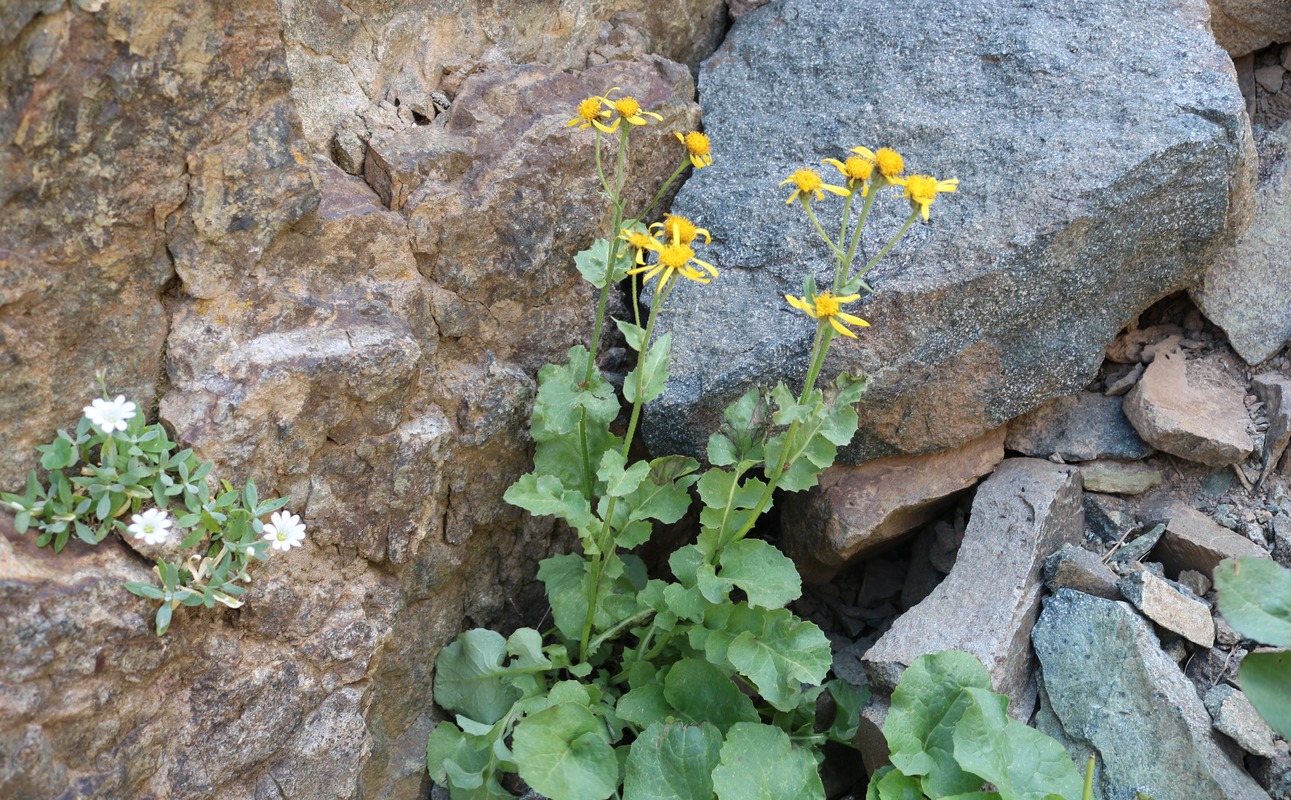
<box><xmin>427</xmin><ymin>91</ymin><xmax>958</xmax><ymax>800</ymax></box>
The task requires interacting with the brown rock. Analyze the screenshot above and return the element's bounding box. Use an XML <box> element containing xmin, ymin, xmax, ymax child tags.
<box><xmin>1205</xmin><ymin>0</ymin><xmax>1291</xmax><ymax>56</ymax></box>
<box><xmin>862</xmin><ymin>459</ymin><xmax>1084</xmax><ymax>715</ymax></box>
<box><xmin>1123</xmin><ymin>347</ymin><xmax>1255</xmax><ymax>466</ymax></box>
<box><xmin>1143</xmin><ymin>499</ymin><xmax>1271</xmax><ymax>577</ymax></box>
<box><xmin>1077</xmin><ymin>460</ymin><xmax>1164</xmax><ymax>495</ymax></box>
<box><xmin>1253</xmin><ymin>372</ymin><xmax>1291</xmax><ymax>484</ymax></box>
<box><xmin>782</xmin><ymin>426</ymin><xmax>1006</xmax><ymax>583</ymax></box>
<box><xmin>1118</xmin><ymin>571</ymin><xmax>1216</xmax><ymax>647</ymax></box>
<box><xmin>1042</xmin><ymin>544</ymin><xmax>1122</xmax><ymax>599</ymax></box>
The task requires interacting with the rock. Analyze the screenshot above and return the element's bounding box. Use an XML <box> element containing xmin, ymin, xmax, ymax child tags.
<box><xmin>1033</xmin><ymin>590</ymin><xmax>1271</xmax><ymax>800</ymax></box>
<box><xmin>1179</xmin><ymin>568</ymin><xmax>1214</xmax><ymax>597</ymax></box>
<box><xmin>1205</xmin><ymin>684</ymin><xmax>1279</xmax><ymax>759</ymax></box>
<box><xmin>1188</xmin><ymin>645</ymin><xmax>1248</xmax><ymax>690</ymax></box>
<box><xmin>782</xmin><ymin>426</ymin><xmax>1006</xmax><ymax>582</ymax></box>
<box><xmin>1077</xmin><ymin>460</ymin><xmax>1164</xmax><ymax>495</ymax></box>
<box><xmin>644</xmin><ymin>0</ymin><xmax>1255</xmax><ymax>466</ymax></box>
<box><xmin>1275</xmin><ymin>514</ymin><xmax>1291</xmax><ymax>569</ymax></box>
<box><xmin>1256</xmin><ymin>66</ymin><xmax>1286</xmax><ymax>95</ymax></box>
<box><xmin>1253</xmin><ymin>372</ymin><xmax>1291</xmax><ymax>484</ymax></box>
<box><xmin>1105</xmin><ymin>362</ymin><xmax>1146</xmax><ymax>396</ymax></box>
<box><xmin>1005</xmin><ymin>392</ymin><xmax>1153</xmax><ymax>461</ymax></box>
<box><xmin>1205</xmin><ymin>0</ymin><xmax>1291</xmax><ymax>56</ymax></box>
<box><xmin>1124</xmin><ymin>347</ymin><xmax>1255</xmax><ymax>466</ymax></box>
<box><xmin>1118</xmin><ymin>571</ymin><xmax>1216</xmax><ymax>647</ymax></box>
<box><xmin>1084</xmin><ymin>493</ymin><xmax>1137</xmax><ymax>543</ymax></box>
<box><xmin>1108</xmin><ymin>523</ymin><xmax>1167</xmax><ymax>564</ymax></box>
<box><xmin>1193</xmin><ymin>122</ymin><xmax>1291</xmax><ymax>365</ymax></box>
<box><xmin>1043</xmin><ymin>544</ymin><xmax>1121</xmax><ymax>599</ymax></box>
<box><xmin>1250</xmin><ymin>740</ymin><xmax>1291</xmax><ymax>800</ymax></box>
<box><xmin>863</xmin><ymin>459</ymin><xmax>1083</xmax><ymax>714</ymax></box>
<box><xmin>1143</xmin><ymin>499</ymin><xmax>1271</xmax><ymax>577</ymax></box>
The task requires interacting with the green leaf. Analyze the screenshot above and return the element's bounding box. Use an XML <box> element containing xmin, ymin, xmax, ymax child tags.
<box><xmin>624</xmin><ymin>720</ymin><xmax>722</xmax><ymax>800</ymax></box>
<box><xmin>700</xmin><ymin>604</ymin><xmax>832</xmax><ymax>712</ymax></box>
<box><xmin>621</xmin><ymin>456</ymin><xmax>700</xmax><ymax>525</ymax></box>
<box><xmin>243</xmin><ymin>480</ymin><xmax>258</xmax><ymax>513</ymax></box>
<box><xmin>538</xmin><ymin>554</ymin><xmax>592</xmax><ymax>644</ymax></box>
<box><xmin>884</xmin><ymin>651</ymin><xmax>992</xmax><ymax>798</ymax></box>
<box><xmin>712</xmin><ymin>722</ymin><xmax>824</xmax><ymax>800</ymax></box>
<box><xmin>597</xmin><ymin>450</ymin><xmax>651</xmax><ymax>498</ymax></box>
<box><xmin>624</xmin><ymin>332</ymin><xmax>672</xmax><ymax>406</ymax></box>
<box><xmin>426</xmin><ymin>722</ymin><xmax>511</xmax><ymax>799</ymax></box>
<box><xmin>124</xmin><ymin>581</ymin><xmax>165</xmax><ymax>600</ymax></box>
<box><xmin>616</xmin><ymin>318</ymin><xmax>648</xmax><ymax>352</ymax></box>
<box><xmin>1215</xmin><ymin>558</ymin><xmax>1291</xmax><ymax>647</ymax></box>
<box><xmin>433</xmin><ymin>629</ymin><xmax>523</xmax><ymax>725</ymax></box>
<box><xmin>505</xmin><ymin>473</ymin><xmax>598</xmax><ymax>531</ymax></box>
<box><xmin>617</xmin><ymin>684</ymin><xmax>672</xmax><ymax>729</ymax></box>
<box><xmin>507</xmin><ymin>628</ymin><xmax>552</xmax><ymax>669</ymax></box>
<box><xmin>1240</xmin><ymin>650</ymin><xmax>1291</xmax><ymax>739</ymax></box>
<box><xmin>827</xmin><ymin>679</ymin><xmax>870</xmax><ymax>742</ymax></box>
<box><xmin>662</xmin><ymin>658</ymin><xmax>759</xmax><ymax>733</ymax></box>
<box><xmin>513</xmin><ymin>703</ymin><xmax>618</xmax><ymax>800</ymax></box>
<box><xmin>574</xmin><ymin>239</ymin><xmax>621</xmax><ymax>290</ymax></box>
<box><xmin>869</xmin><ymin>766</ymin><xmax>925</xmax><ymax>800</ymax></box>
<box><xmin>718</xmin><ymin>539</ymin><xmax>802</xmax><ymax>608</ymax></box>
<box><xmin>155</xmin><ymin>603</ymin><xmax>173</xmax><ymax>636</ymax></box>
<box><xmin>953</xmin><ymin>686</ymin><xmax>1083</xmax><ymax>800</ymax></box>
<box><xmin>531</xmin><ymin>348</ymin><xmax>620</xmax><ymax>437</ymax></box>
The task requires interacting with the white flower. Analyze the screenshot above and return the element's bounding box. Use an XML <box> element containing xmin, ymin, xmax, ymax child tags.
<box><xmin>84</xmin><ymin>395</ymin><xmax>137</xmax><ymax>433</ymax></box>
<box><xmin>128</xmin><ymin>508</ymin><xmax>172</xmax><ymax>545</ymax></box>
<box><xmin>262</xmin><ymin>511</ymin><xmax>306</xmax><ymax>552</ymax></box>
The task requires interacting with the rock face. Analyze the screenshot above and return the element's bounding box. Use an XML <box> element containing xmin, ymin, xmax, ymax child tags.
<box><xmin>643</xmin><ymin>0</ymin><xmax>1255</xmax><ymax>465</ymax></box>
<box><xmin>1123</xmin><ymin>348</ymin><xmax>1255</xmax><ymax>466</ymax></box>
<box><xmin>0</xmin><ymin>3</ymin><xmax>722</xmax><ymax>799</ymax></box>
<box><xmin>1193</xmin><ymin>121</ymin><xmax>1291</xmax><ymax>364</ymax></box>
<box><xmin>781</xmin><ymin>426</ymin><xmax>1006</xmax><ymax>583</ymax></box>
<box><xmin>862</xmin><ymin>459</ymin><xmax>1083</xmax><ymax>714</ymax></box>
<box><xmin>1205</xmin><ymin>0</ymin><xmax>1291</xmax><ymax>57</ymax></box>
<box><xmin>1034</xmin><ymin>590</ymin><xmax>1270</xmax><ymax>800</ymax></box>
<box><xmin>1006</xmin><ymin>393</ymin><xmax>1153</xmax><ymax>462</ymax></box>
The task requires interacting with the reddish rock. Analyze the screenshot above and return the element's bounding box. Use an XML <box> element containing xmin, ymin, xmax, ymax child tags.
<box><xmin>1144</xmin><ymin>499</ymin><xmax>1271</xmax><ymax>577</ymax></box>
<box><xmin>1205</xmin><ymin>0</ymin><xmax>1291</xmax><ymax>56</ymax></box>
<box><xmin>782</xmin><ymin>426</ymin><xmax>1006</xmax><ymax>583</ymax></box>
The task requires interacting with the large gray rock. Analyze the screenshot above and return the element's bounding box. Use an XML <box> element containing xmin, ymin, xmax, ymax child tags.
<box><xmin>1193</xmin><ymin>121</ymin><xmax>1291</xmax><ymax>365</ymax></box>
<box><xmin>643</xmin><ymin>0</ymin><xmax>1255</xmax><ymax>464</ymax></box>
<box><xmin>862</xmin><ymin>459</ymin><xmax>1083</xmax><ymax>714</ymax></box>
<box><xmin>1006</xmin><ymin>393</ymin><xmax>1153</xmax><ymax>462</ymax></box>
<box><xmin>1034</xmin><ymin>590</ymin><xmax>1271</xmax><ymax>800</ymax></box>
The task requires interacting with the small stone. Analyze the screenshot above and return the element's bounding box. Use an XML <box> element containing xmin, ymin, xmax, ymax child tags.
<box><xmin>1274</xmin><ymin>514</ymin><xmax>1291</xmax><ymax>569</ymax></box>
<box><xmin>1077</xmin><ymin>460</ymin><xmax>1164</xmax><ymax>495</ymax></box>
<box><xmin>1250</xmin><ymin>739</ymin><xmax>1291</xmax><ymax>800</ymax></box>
<box><xmin>1255</xmin><ymin>65</ymin><xmax>1286</xmax><ymax>94</ymax></box>
<box><xmin>1178</xmin><ymin>568</ymin><xmax>1212</xmax><ymax>597</ymax></box>
<box><xmin>1109</xmin><ymin>523</ymin><xmax>1166</xmax><ymax>564</ymax></box>
<box><xmin>1006</xmin><ymin>393</ymin><xmax>1153</xmax><ymax>461</ymax></box>
<box><xmin>1042</xmin><ymin>544</ymin><xmax>1121</xmax><ymax>599</ymax></box>
<box><xmin>929</xmin><ymin>520</ymin><xmax>963</xmax><ymax>574</ymax></box>
<box><xmin>1105</xmin><ymin>362</ymin><xmax>1145</xmax><ymax>396</ymax></box>
<box><xmin>1215</xmin><ymin>615</ymin><xmax>1242</xmax><ymax>647</ymax></box>
<box><xmin>1118</xmin><ymin>571</ymin><xmax>1216</xmax><ymax>647</ymax></box>
<box><xmin>1253</xmin><ymin>373</ymin><xmax>1291</xmax><ymax>485</ymax></box>
<box><xmin>1123</xmin><ymin>348</ymin><xmax>1255</xmax><ymax>467</ymax></box>
<box><xmin>1205</xmin><ymin>684</ymin><xmax>1279</xmax><ymax>758</ymax></box>
<box><xmin>1187</xmin><ymin>646</ymin><xmax>1246</xmax><ymax>690</ymax></box>
<box><xmin>1143</xmin><ymin>499</ymin><xmax>1271</xmax><ymax>576</ymax></box>
<box><xmin>1084</xmin><ymin>493</ymin><xmax>1136</xmax><ymax>544</ymax></box>
<box><xmin>1162</xmin><ymin>637</ymin><xmax>1190</xmax><ymax>663</ymax></box>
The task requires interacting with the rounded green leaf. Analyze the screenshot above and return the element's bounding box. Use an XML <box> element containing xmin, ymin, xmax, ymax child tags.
<box><xmin>624</xmin><ymin>720</ymin><xmax>722</xmax><ymax>800</ymax></box>
<box><xmin>718</xmin><ymin>539</ymin><xmax>802</xmax><ymax>608</ymax></box>
<box><xmin>1239</xmin><ymin>650</ymin><xmax>1291</xmax><ymax>739</ymax></box>
<box><xmin>513</xmin><ymin>703</ymin><xmax>618</xmax><ymax>800</ymax></box>
<box><xmin>952</xmin><ymin>686</ymin><xmax>1083</xmax><ymax>800</ymax></box>
<box><xmin>712</xmin><ymin>722</ymin><xmax>823</xmax><ymax>800</ymax></box>
<box><xmin>1215</xmin><ymin>558</ymin><xmax>1291</xmax><ymax>646</ymax></box>
<box><xmin>433</xmin><ymin>629</ymin><xmax>522</xmax><ymax>725</ymax></box>
<box><xmin>662</xmin><ymin>658</ymin><xmax>759</xmax><ymax>733</ymax></box>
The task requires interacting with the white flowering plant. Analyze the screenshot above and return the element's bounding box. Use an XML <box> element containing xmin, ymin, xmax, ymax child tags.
<box><xmin>1</xmin><ymin>377</ymin><xmax>305</xmax><ymax>635</ymax></box>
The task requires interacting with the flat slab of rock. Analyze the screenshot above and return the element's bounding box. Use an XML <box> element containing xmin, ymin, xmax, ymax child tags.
<box><xmin>1033</xmin><ymin>590</ymin><xmax>1271</xmax><ymax>800</ymax></box>
<box><xmin>1118</xmin><ymin>571</ymin><xmax>1216</xmax><ymax>647</ymax></box>
<box><xmin>1205</xmin><ymin>0</ymin><xmax>1291</xmax><ymax>57</ymax></box>
<box><xmin>643</xmin><ymin>0</ymin><xmax>1254</xmax><ymax>464</ymax></box>
<box><xmin>1253</xmin><ymin>372</ymin><xmax>1291</xmax><ymax>483</ymax></box>
<box><xmin>1043</xmin><ymin>544</ymin><xmax>1121</xmax><ymax>599</ymax></box>
<box><xmin>781</xmin><ymin>427</ymin><xmax>1005</xmax><ymax>583</ymax></box>
<box><xmin>1124</xmin><ymin>348</ymin><xmax>1255</xmax><ymax>466</ymax></box>
<box><xmin>1006</xmin><ymin>393</ymin><xmax>1153</xmax><ymax>461</ymax></box>
<box><xmin>1077</xmin><ymin>460</ymin><xmax>1164</xmax><ymax>495</ymax></box>
<box><xmin>863</xmin><ymin>459</ymin><xmax>1083</xmax><ymax>714</ymax></box>
<box><xmin>1205</xmin><ymin>684</ymin><xmax>1279</xmax><ymax>758</ymax></box>
<box><xmin>1143</xmin><ymin>499</ymin><xmax>1271</xmax><ymax>576</ymax></box>
<box><xmin>1192</xmin><ymin>121</ymin><xmax>1291</xmax><ymax>364</ymax></box>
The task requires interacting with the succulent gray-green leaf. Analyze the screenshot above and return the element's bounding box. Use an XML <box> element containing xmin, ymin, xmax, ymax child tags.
<box><xmin>513</xmin><ymin>703</ymin><xmax>618</xmax><ymax>800</ymax></box>
<box><xmin>712</xmin><ymin>722</ymin><xmax>823</xmax><ymax>800</ymax></box>
<box><xmin>624</xmin><ymin>720</ymin><xmax>722</xmax><ymax>800</ymax></box>
<box><xmin>433</xmin><ymin>629</ymin><xmax>522</xmax><ymax>725</ymax></box>
<box><xmin>952</xmin><ymin>686</ymin><xmax>1083</xmax><ymax>800</ymax></box>
<box><xmin>1215</xmin><ymin>557</ymin><xmax>1291</xmax><ymax>647</ymax></box>
<box><xmin>1239</xmin><ymin>650</ymin><xmax>1291</xmax><ymax>739</ymax></box>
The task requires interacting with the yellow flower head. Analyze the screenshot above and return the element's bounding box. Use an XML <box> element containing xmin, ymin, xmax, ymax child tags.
<box><xmin>897</xmin><ymin>174</ymin><xmax>960</xmax><ymax>221</ymax></box>
<box><xmin>598</xmin><ymin>88</ymin><xmax>664</xmax><ymax>132</ymax></box>
<box><xmin>618</xmin><ymin>227</ymin><xmax>661</xmax><ymax>265</ymax></box>
<box><xmin>822</xmin><ymin>154</ymin><xmax>875</xmax><ymax>194</ymax></box>
<box><xmin>627</xmin><ymin>225</ymin><xmax>718</xmax><ymax>291</ymax></box>
<box><xmin>568</xmin><ymin>95</ymin><xmax>611</xmax><ymax>131</ymax></box>
<box><xmin>780</xmin><ymin>168</ymin><xmax>850</xmax><ymax>205</ymax></box>
<box><xmin>785</xmin><ymin>290</ymin><xmax>870</xmax><ymax>338</ymax></box>
<box><xmin>851</xmin><ymin>146</ymin><xmax>905</xmax><ymax>187</ymax></box>
<box><xmin>651</xmin><ymin>214</ymin><xmax>711</xmax><ymax>246</ymax></box>
<box><xmin>676</xmin><ymin>131</ymin><xmax>713</xmax><ymax>168</ymax></box>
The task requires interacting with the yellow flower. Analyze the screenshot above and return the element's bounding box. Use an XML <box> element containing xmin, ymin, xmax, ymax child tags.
<box><xmin>785</xmin><ymin>291</ymin><xmax>870</xmax><ymax>338</ymax></box>
<box><xmin>852</xmin><ymin>146</ymin><xmax>905</xmax><ymax>187</ymax></box>
<box><xmin>597</xmin><ymin>88</ymin><xmax>663</xmax><ymax>133</ymax></box>
<box><xmin>619</xmin><ymin>228</ymin><xmax>661</xmax><ymax>265</ymax></box>
<box><xmin>897</xmin><ymin>174</ymin><xmax>959</xmax><ymax>221</ymax></box>
<box><xmin>568</xmin><ymin>95</ymin><xmax>612</xmax><ymax>131</ymax></box>
<box><xmin>650</xmin><ymin>214</ymin><xmax>711</xmax><ymax>246</ymax></box>
<box><xmin>822</xmin><ymin>154</ymin><xmax>875</xmax><ymax>194</ymax></box>
<box><xmin>676</xmin><ymin>131</ymin><xmax>713</xmax><ymax>168</ymax></box>
<box><xmin>780</xmin><ymin>168</ymin><xmax>850</xmax><ymax>205</ymax></box>
<box><xmin>627</xmin><ymin>226</ymin><xmax>718</xmax><ymax>290</ymax></box>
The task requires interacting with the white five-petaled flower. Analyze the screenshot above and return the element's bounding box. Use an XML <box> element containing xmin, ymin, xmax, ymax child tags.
<box><xmin>84</xmin><ymin>395</ymin><xmax>137</xmax><ymax>433</ymax></box>
<box><xmin>263</xmin><ymin>511</ymin><xmax>306</xmax><ymax>552</ymax></box>
<box><xmin>128</xmin><ymin>508</ymin><xmax>173</xmax><ymax>546</ymax></box>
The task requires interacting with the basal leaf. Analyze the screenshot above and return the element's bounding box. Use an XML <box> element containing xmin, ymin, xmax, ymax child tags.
<box><xmin>827</xmin><ymin>679</ymin><xmax>870</xmax><ymax>742</ymax></box>
<box><xmin>953</xmin><ymin>686</ymin><xmax>1083</xmax><ymax>800</ymax></box>
<box><xmin>712</xmin><ymin>722</ymin><xmax>823</xmax><ymax>800</ymax></box>
<box><xmin>662</xmin><ymin>658</ymin><xmax>759</xmax><ymax>733</ymax></box>
<box><xmin>1239</xmin><ymin>650</ymin><xmax>1291</xmax><ymax>739</ymax></box>
<box><xmin>718</xmin><ymin>539</ymin><xmax>802</xmax><ymax>608</ymax></box>
<box><xmin>884</xmin><ymin>651</ymin><xmax>992</xmax><ymax>798</ymax></box>
<box><xmin>433</xmin><ymin>629</ymin><xmax>522</xmax><ymax>725</ymax></box>
<box><xmin>1215</xmin><ymin>557</ymin><xmax>1291</xmax><ymax>647</ymax></box>
<box><xmin>869</xmin><ymin>765</ymin><xmax>924</xmax><ymax>800</ymax></box>
<box><xmin>513</xmin><ymin>703</ymin><xmax>618</xmax><ymax>800</ymax></box>
<box><xmin>538</xmin><ymin>554</ymin><xmax>591</xmax><ymax>644</ymax></box>
<box><xmin>707</xmin><ymin>432</ymin><xmax>741</xmax><ymax>467</ymax></box>
<box><xmin>703</xmin><ymin>604</ymin><xmax>831</xmax><ymax>711</ymax></box>
<box><xmin>507</xmin><ymin>628</ymin><xmax>551</xmax><ymax>670</ymax></box>
<box><xmin>625</xmin><ymin>720</ymin><xmax>722</xmax><ymax>800</ymax></box>
<box><xmin>616</xmin><ymin>684</ymin><xmax>672</xmax><ymax>729</ymax></box>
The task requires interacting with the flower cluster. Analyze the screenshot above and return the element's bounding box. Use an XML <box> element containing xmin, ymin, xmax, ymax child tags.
<box><xmin>620</xmin><ymin>213</ymin><xmax>718</xmax><ymax>291</ymax></box>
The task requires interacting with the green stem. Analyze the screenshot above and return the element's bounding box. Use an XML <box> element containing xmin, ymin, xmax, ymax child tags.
<box><xmin>594</xmin><ymin>129</ymin><xmax>610</xmax><ymax>196</ymax></box>
<box><xmin>638</xmin><ymin>158</ymin><xmax>689</xmax><ymax>223</ymax></box>
<box><xmin>584</xmin><ymin>206</ymin><xmax>624</xmax><ymax>383</ymax></box>
<box><xmin>642</xmin><ymin>627</ymin><xmax>677</xmax><ymax>661</ymax></box>
<box><xmin>833</xmin><ymin>190</ymin><xmax>857</xmax><ymax>289</ymax></box>
<box><xmin>589</xmin><ymin>608</ymin><xmax>654</xmax><ymax>655</ymax></box>
<box><xmin>620</xmin><ymin>279</ymin><xmax>673</xmax><ymax>460</ymax></box>
<box><xmin>842</xmin><ymin>186</ymin><xmax>879</xmax><ymax>288</ymax></box>
<box><xmin>801</xmin><ymin>322</ymin><xmax>834</xmax><ymax>403</ymax></box>
<box><xmin>1083</xmin><ymin>757</ymin><xmax>1095</xmax><ymax>800</ymax></box>
<box><xmin>800</xmin><ymin>199</ymin><xmax>844</xmax><ymax>258</ymax></box>
<box><xmin>851</xmin><ymin>210</ymin><xmax>919</xmax><ymax>286</ymax></box>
